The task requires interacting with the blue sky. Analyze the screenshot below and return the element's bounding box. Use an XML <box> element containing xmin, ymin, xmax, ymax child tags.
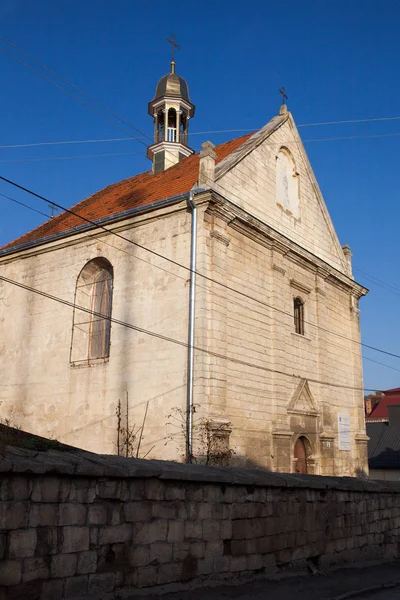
<box><xmin>0</xmin><ymin>0</ymin><xmax>399</xmax><ymax>392</ymax></box>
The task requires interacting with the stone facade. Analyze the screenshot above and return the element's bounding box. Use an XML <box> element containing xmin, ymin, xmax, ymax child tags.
<box><xmin>0</xmin><ymin>446</ymin><xmax>399</xmax><ymax>599</ymax></box>
<box><xmin>0</xmin><ymin>112</ymin><xmax>368</xmax><ymax>475</ymax></box>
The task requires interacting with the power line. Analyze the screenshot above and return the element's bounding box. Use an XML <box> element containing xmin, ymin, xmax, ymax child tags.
<box><xmin>0</xmin><ymin>151</ymin><xmax>143</xmax><ymax>163</ymax></box>
<box><xmin>0</xmin><ymin>191</ymin><xmax>50</xmax><ymax>218</ymax></box>
<box><xmin>1</xmin><ymin>173</ymin><xmax>400</xmax><ymax>363</ymax></box>
<box><xmin>0</xmin><ymin>271</ymin><xmax>377</xmax><ymax>393</ymax></box>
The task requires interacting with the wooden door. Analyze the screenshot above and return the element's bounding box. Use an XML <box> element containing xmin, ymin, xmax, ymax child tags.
<box><xmin>294</xmin><ymin>437</ymin><xmax>307</xmax><ymax>474</ymax></box>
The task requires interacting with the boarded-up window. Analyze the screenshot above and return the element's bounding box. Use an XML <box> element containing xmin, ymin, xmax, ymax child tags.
<box><xmin>154</xmin><ymin>151</ymin><xmax>165</xmax><ymax>174</ymax></box>
<box><xmin>70</xmin><ymin>258</ymin><xmax>113</xmax><ymax>363</ymax></box>
<box><xmin>294</xmin><ymin>297</ymin><xmax>304</xmax><ymax>335</ymax></box>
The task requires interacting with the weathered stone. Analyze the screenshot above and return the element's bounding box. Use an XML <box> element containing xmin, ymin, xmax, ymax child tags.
<box><xmin>8</xmin><ymin>529</ymin><xmax>37</xmax><ymax>558</ymax></box>
<box><xmin>165</xmin><ymin>486</ymin><xmax>185</xmax><ymax>501</ymax></box>
<box><xmin>31</xmin><ymin>477</ymin><xmax>60</xmax><ymax>502</ymax></box>
<box><xmin>88</xmin><ymin>572</ymin><xmax>115</xmax><ymax>593</ymax></box>
<box><xmin>168</xmin><ymin>520</ymin><xmax>185</xmax><ymax>543</ymax></box>
<box><xmin>0</xmin><ymin>532</ymin><xmax>6</xmax><ymax>560</ymax></box>
<box><xmin>137</xmin><ymin>565</ymin><xmax>158</xmax><ymax>588</ymax></box>
<box><xmin>29</xmin><ymin>503</ymin><xmax>59</xmax><ymax>527</ymax></box>
<box><xmin>149</xmin><ymin>542</ymin><xmax>173</xmax><ymax>565</ymax></box>
<box><xmin>59</xmin><ymin>503</ymin><xmax>86</xmax><ymax>526</ymax></box>
<box><xmin>41</xmin><ymin>579</ymin><xmax>65</xmax><ymax>600</ymax></box>
<box><xmin>172</xmin><ymin>541</ymin><xmax>191</xmax><ymax>561</ymax></box>
<box><xmin>96</xmin><ymin>479</ymin><xmax>121</xmax><ymax>499</ymax></box>
<box><xmin>220</xmin><ymin>520</ymin><xmax>232</xmax><ymax>539</ymax></box>
<box><xmin>203</xmin><ymin>519</ymin><xmax>220</xmax><ymax>541</ymax></box>
<box><xmin>62</xmin><ymin>526</ymin><xmax>89</xmax><ymax>553</ymax></box>
<box><xmin>64</xmin><ymin>574</ymin><xmax>88</xmax><ymax>597</ymax></box>
<box><xmin>35</xmin><ymin>527</ymin><xmax>59</xmax><ymax>556</ymax></box>
<box><xmin>69</xmin><ymin>481</ymin><xmax>96</xmax><ymax>503</ymax></box>
<box><xmin>247</xmin><ymin>554</ymin><xmax>263</xmax><ymax>570</ymax></box>
<box><xmin>77</xmin><ymin>550</ymin><xmax>97</xmax><ymax>574</ymax></box>
<box><xmin>146</xmin><ymin>479</ymin><xmax>164</xmax><ymax>500</ymax></box>
<box><xmin>98</xmin><ymin>524</ymin><xmax>132</xmax><ymax>545</ymax></box>
<box><xmin>124</xmin><ymin>501</ymin><xmax>151</xmax><ymax>522</ymax></box>
<box><xmin>135</xmin><ymin>520</ymin><xmax>168</xmax><ymax>544</ymax></box>
<box><xmin>230</xmin><ymin>555</ymin><xmax>247</xmax><ymax>572</ymax></box>
<box><xmin>0</xmin><ymin>560</ymin><xmax>22</xmax><ymax>585</ymax></box>
<box><xmin>51</xmin><ymin>553</ymin><xmax>77</xmax><ymax>578</ymax></box>
<box><xmin>184</xmin><ymin>520</ymin><xmax>202</xmax><ymax>540</ymax></box>
<box><xmin>197</xmin><ymin>557</ymin><xmax>214</xmax><ymax>575</ymax></box>
<box><xmin>152</xmin><ymin>502</ymin><xmax>177</xmax><ymax>519</ymax></box>
<box><xmin>6</xmin><ymin>580</ymin><xmax>42</xmax><ymax>600</ymax></box>
<box><xmin>157</xmin><ymin>562</ymin><xmax>181</xmax><ymax>584</ymax></box>
<box><xmin>205</xmin><ymin>541</ymin><xmax>224</xmax><ymax>557</ymax></box>
<box><xmin>128</xmin><ymin>545</ymin><xmax>149</xmax><ymax>567</ymax></box>
<box><xmin>0</xmin><ymin>501</ymin><xmax>29</xmax><ymax>529</ymax></box>
<box><xmin>87</xmin><ymin>504</ymin><xmax>107</xmax><ymax>525</ymax></box>
<box><xmin>214</xmin><ymin>555</ymin><xmax>230</xmax><ymax>572</ymax></box>
<box><xmin>22</xmin><ymin>557</ymin><xmax>49</xmax><ymax>582</ymax></box>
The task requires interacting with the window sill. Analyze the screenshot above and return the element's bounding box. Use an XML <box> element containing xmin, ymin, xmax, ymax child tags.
<box><xmin>70</xmin><ymin>357</ymin><xmax>110</xmax><ymax>368</ymax></box>
<box><xmin>291</xmin><ymin>332</ymin><xmax>312</xmax><ymax>342</ymax></box>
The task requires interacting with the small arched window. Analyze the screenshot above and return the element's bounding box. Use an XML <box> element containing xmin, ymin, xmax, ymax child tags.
<box><xmin>276</xmin><ymin>148</ymin><xmax>299</xmax><ymax>218</ymax></box>
<box><xmin>71</xmin><ymin>258</ymin><xmax>113</xmax><ymax>363</ymax></box>
<box><xmin>294</xmin><ymin>297</ymin><xmax>304</xmax><ymax>335</ymax></box>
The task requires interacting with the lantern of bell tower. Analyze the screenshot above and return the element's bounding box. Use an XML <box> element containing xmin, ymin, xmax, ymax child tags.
<box><xmin>147</xmin><ymin>39</ymin><xmax>195</xmax><ymax>173</ymax></box>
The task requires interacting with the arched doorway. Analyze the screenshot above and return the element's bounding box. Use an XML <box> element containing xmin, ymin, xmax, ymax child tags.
<box><xmin>294</xmin><ymin>436</ymin><xmax>308</xmax><ymax>474</ymax></box>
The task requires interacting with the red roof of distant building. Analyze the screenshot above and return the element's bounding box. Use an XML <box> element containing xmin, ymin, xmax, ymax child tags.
<box><xmin>367</xmin><ymin>387</ymin><xmax>400</xmax><ymax>419</ymax></box>
<box><xmin>1</xmin><ymin>133</ymin><xmax>252</xmax><ymax>252</ymax></box>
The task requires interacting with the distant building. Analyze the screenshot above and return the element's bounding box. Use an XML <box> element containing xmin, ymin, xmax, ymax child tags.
<box><xmin>366</xmin><ymin>388</ymin><xmax>400</xmax><ymax>480</ymax></box>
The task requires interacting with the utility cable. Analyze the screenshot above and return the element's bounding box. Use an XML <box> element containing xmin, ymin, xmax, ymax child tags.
<box><xmin>0</xmin><ymin>271</ymin><xmax>377</xmax><ymax>393</ymax></box>
<box><xmin>1</xmin><ymin>173</ymin><xmax>400</xmax><ymax>363</ymax></box>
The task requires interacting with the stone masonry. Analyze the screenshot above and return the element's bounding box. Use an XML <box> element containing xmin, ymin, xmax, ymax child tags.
<box><xmin>0</xmin><ymin>445</ymin><xmax>399</xmax><ymax>600</ymax></box>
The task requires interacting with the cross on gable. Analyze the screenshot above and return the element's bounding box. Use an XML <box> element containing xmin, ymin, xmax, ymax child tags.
<box><xmin>166</xmin><ymin>34</ymin><xmax>180</xmax><ymax>62</ymax></box>
<box><xmin>279</xmin><ymin>86</ymin><xmax>288</xmax><ymax>105</ymax></box>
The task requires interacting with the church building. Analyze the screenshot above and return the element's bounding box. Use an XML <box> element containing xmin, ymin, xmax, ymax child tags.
<box><xmin>0</xmin><ymin>55</ymin><xmax>369</xmax><ymax>476</ymax></box>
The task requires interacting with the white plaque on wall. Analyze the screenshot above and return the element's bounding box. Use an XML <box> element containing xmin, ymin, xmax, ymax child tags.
<box><xmin>338</xmin><ymin>414</ymin><xmax>351</xmax><ymax>451</ymax></box>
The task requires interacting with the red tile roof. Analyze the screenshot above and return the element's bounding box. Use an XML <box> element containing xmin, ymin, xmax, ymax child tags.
<box><xmin>367</xmin><ymin>388</ymin><xmax>400</xmax><ymax>419</ymax></box>
<box><xmin>1</xmin><ymin>134</ymin><xmax>253</xmax><ymax>252</ymax></box>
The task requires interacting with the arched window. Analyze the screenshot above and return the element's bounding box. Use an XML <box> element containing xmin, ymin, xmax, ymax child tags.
<box><xmin>294</xmin><ymin>297</ymin><xmax>304</xmax><ymax>335</ymax></box>
<box><xmin>70</xmin><ymin>258</ymin><xmax>113</xmax><ymax>363</ymax></box>
<box><xmin>276</xmin><ymin>148</ymin><xmax>299</xmax><ymax>218</ymax></box>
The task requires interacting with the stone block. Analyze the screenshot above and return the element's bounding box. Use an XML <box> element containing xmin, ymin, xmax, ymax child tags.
<box><xmin>124</xmin><ymin>501</ymin><xmax>151</xmax><ymax>522</ymax></box>
<box><xmin>22</xmin><ymin>557</ymin><xmax>49</xmax><ymax>582</ymax></box>
<box><xmin>65</xmin><ymin>574</ymin><xmax>88</xmax><ymax>597</ymax></box>
<box><xmin>6</xmin><ymin>580</ymin><xmax>42</xmax><ymax>600</ymax></box>
<box><xmin>247</xmin><ymin>554</ymin><xmax>263</xmax><ymax>570</ymax></box>
<box><xmin>99</xmin><ymin>524</ymin><xmax>132</xmax><ymax>545</ymax></box>
<box><xmin>0</xmin><ymin>560</ymin><xmax>22</xmax><ymax>586</ymax></box>
<box><xmin>41</xmin><ymin>579</ymin><xmax>65</xmax><ymax>600</ymax></box>
<box><xmin>205</xmin><ymin>541</ymin><xmax>223</xmax><ymax>557</ymax></box>
<box><xmin>35</xmin><ymin>527</ymin><xmax>59</xmax><ymax>556</ymax></box>
<box><xmin>172</xmin><ymin>542</ymin><xmax>191</xmax><ymax>561</ymax></box>
<box><xmin>186</xmin><ymin>486</ymin><xmax>203</xmax><ymax>502</ymax></box>
<box><xmin>87</xmin><ymin>504</ymin><xmax>107</xmax><ymax>525</ymax></box>
<box><xmin>197</xmin><ymin>557</ymin><xmax>214</xmax><ymax>575</ymax></box>
<box><xmin>184</xmin><ymin>520</ymin><xmax>202</xmax><ymax>540</ymax></box>
<box><xmin>69</xmin><ymin>481</ymin><xmax>96</xmax><ymax>503</ymax></box>
<box><xmin>51</xmin><ymin>553</ymin><xmax>77</xmax><ymax>578</ymax></box>
<box><xmin>203</xmin><ymin>486</ymin><xmax>222</xmax><ymax>503</ymax></box>
<box><xmin>77</xmin><ymin>550</ymin><xmax>97</xmax><ymax>575</ymax></box>
<box><xmin>167</xmin><ymin>520</ymin><xmax>185</xmax><ymax>543</ymax></box>
<box><xmin>165</xmin><ymin>486</ymin><xmax>185</xmax><ymax>501</ymax></box>
<box><xmin>128</xmin><ymin>480</ymin><xmax>145</xmax><ymax>501</ymax></box>
<box><xmin>88</xmin><ymin>572</ymin><xmax>115</xmax><ymax>594</ymax></box>
<box><xmin>128</xmin><ymin>545</ymin><xmax>149</xmax><ymax>567</ymax></box>
<box><xmin>62</xmin><ymin>527</ymin><xmax>90</xmax><ymax>553</ymax></box>
<box><xmin>203</xmin><ymin>519</ymin><xmax>220</xmax><ymax>541</ymax></box>
<box><xmin>214</xmin><ymin>555</ymin><xmax>230</xmax><ymax>572</ymax></box>
<box><xmin>230</xmin><ymin>555</ymin><xmax>247</xmax><ymax>572</ymax></box>
<box><xmin>0</xmin><ymin>533</ymin><xmax>6</xmax><ymax>560</ymax></box>
<box><xmin>152</xmin><ymin>502</ymin><xmax>177</xmax><ymax>519</ymax></box>
<box><xmin>146</xmin><ymin>479</ymin><xmax>164</xmax><ymax>500</ymax></box>
<box><xmin>137</xmin><ymin>565</ymin><xmax>158</xmax><ymax>588</ymax></box>
<box><xmin>220</xmin><ymin>520</ymin><xmax>232</xmax><ymax>539</ymax></box>
<box><xmin>149</xmin><ymin>542</ymin><xmax>173</xmax><ymax>565</ymax></box>
<box><xmin>157</xmin><ymin>562</ymin><xmax>181</xmax><ymax>585</ymax></box>
<box><xmin>190</xmin><ymin>541</ymin><xmax>206</xmax><ymax>559</ymax></box>
<box><xmin>135</xmin><ymin>520</ymin><xmax>167</xmax><ymax>544</ymax></box>
<box><xmin>0</xmin><ymin>501</ymin><xmax>29</xmax><ymax>529</ymax></box>
<box><xmin>9</xmin><ymin>529</ymin><xmax>37</xmax><ymax>558</ymax></box>
<box><xmin>232</xmin><ymin>519</ymin><xmax>254</xmax><ymax>540</ymax></box>
<box><xmin>31</xmin><ymin>477</ymin><xmax>60</xmax><ymax>503</ymax></box>
<box><xmin>29</xmin><ymin>503</ymin><xmax>58</xmax><ymax>527</ymax></box>
<box><xmin>197</xmin><ymin>503</ymin><xmax>213</xmax><ymax>519</ymax></box>
<box><xmin>96</xmin><ymin>480</ymin><xmax>121</xmax><ymax>499</ymax></box>
<box><xmin>59</xmin><ymin>503</ymin><xmax>87</xmax><ymax>526</ymax></box>
<box><xmin>9</xmin><ymin>476</ymin><xmax>31</xmax><ymax>501</ymax></box>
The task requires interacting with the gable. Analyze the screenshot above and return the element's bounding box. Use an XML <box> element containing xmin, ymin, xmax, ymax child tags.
<box><xmin>214</xmin><ymin>112</ymin><xmax>349</xmax><ymax>274</ymax></box>
<box><xmin>288</xmin><ymin>379</ymin><xmax>319</xmax><ymax>416</ymax></box>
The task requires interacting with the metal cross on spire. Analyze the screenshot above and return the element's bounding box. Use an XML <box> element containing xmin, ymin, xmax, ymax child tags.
<box><xmin>279</xmin><ymin>86</ymin><xmax>288</xmax><ymax>105</ymax></box>
<box><xmin>167</xmin><ymin>34</ymin><xmax>180</xmax><ymax>63</ymax></box>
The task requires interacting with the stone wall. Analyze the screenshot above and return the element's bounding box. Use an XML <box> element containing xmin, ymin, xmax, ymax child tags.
<box><xmin>0</xmin><ymin>445</ymin><xmax>399</xmax><ymax>600</ymax></box>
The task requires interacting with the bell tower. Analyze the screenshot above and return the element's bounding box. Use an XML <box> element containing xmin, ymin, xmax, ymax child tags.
<box><xmin>147</xmin><ymin>37</ymin><xmax>195</xmax><ymax>174</ymax></box>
